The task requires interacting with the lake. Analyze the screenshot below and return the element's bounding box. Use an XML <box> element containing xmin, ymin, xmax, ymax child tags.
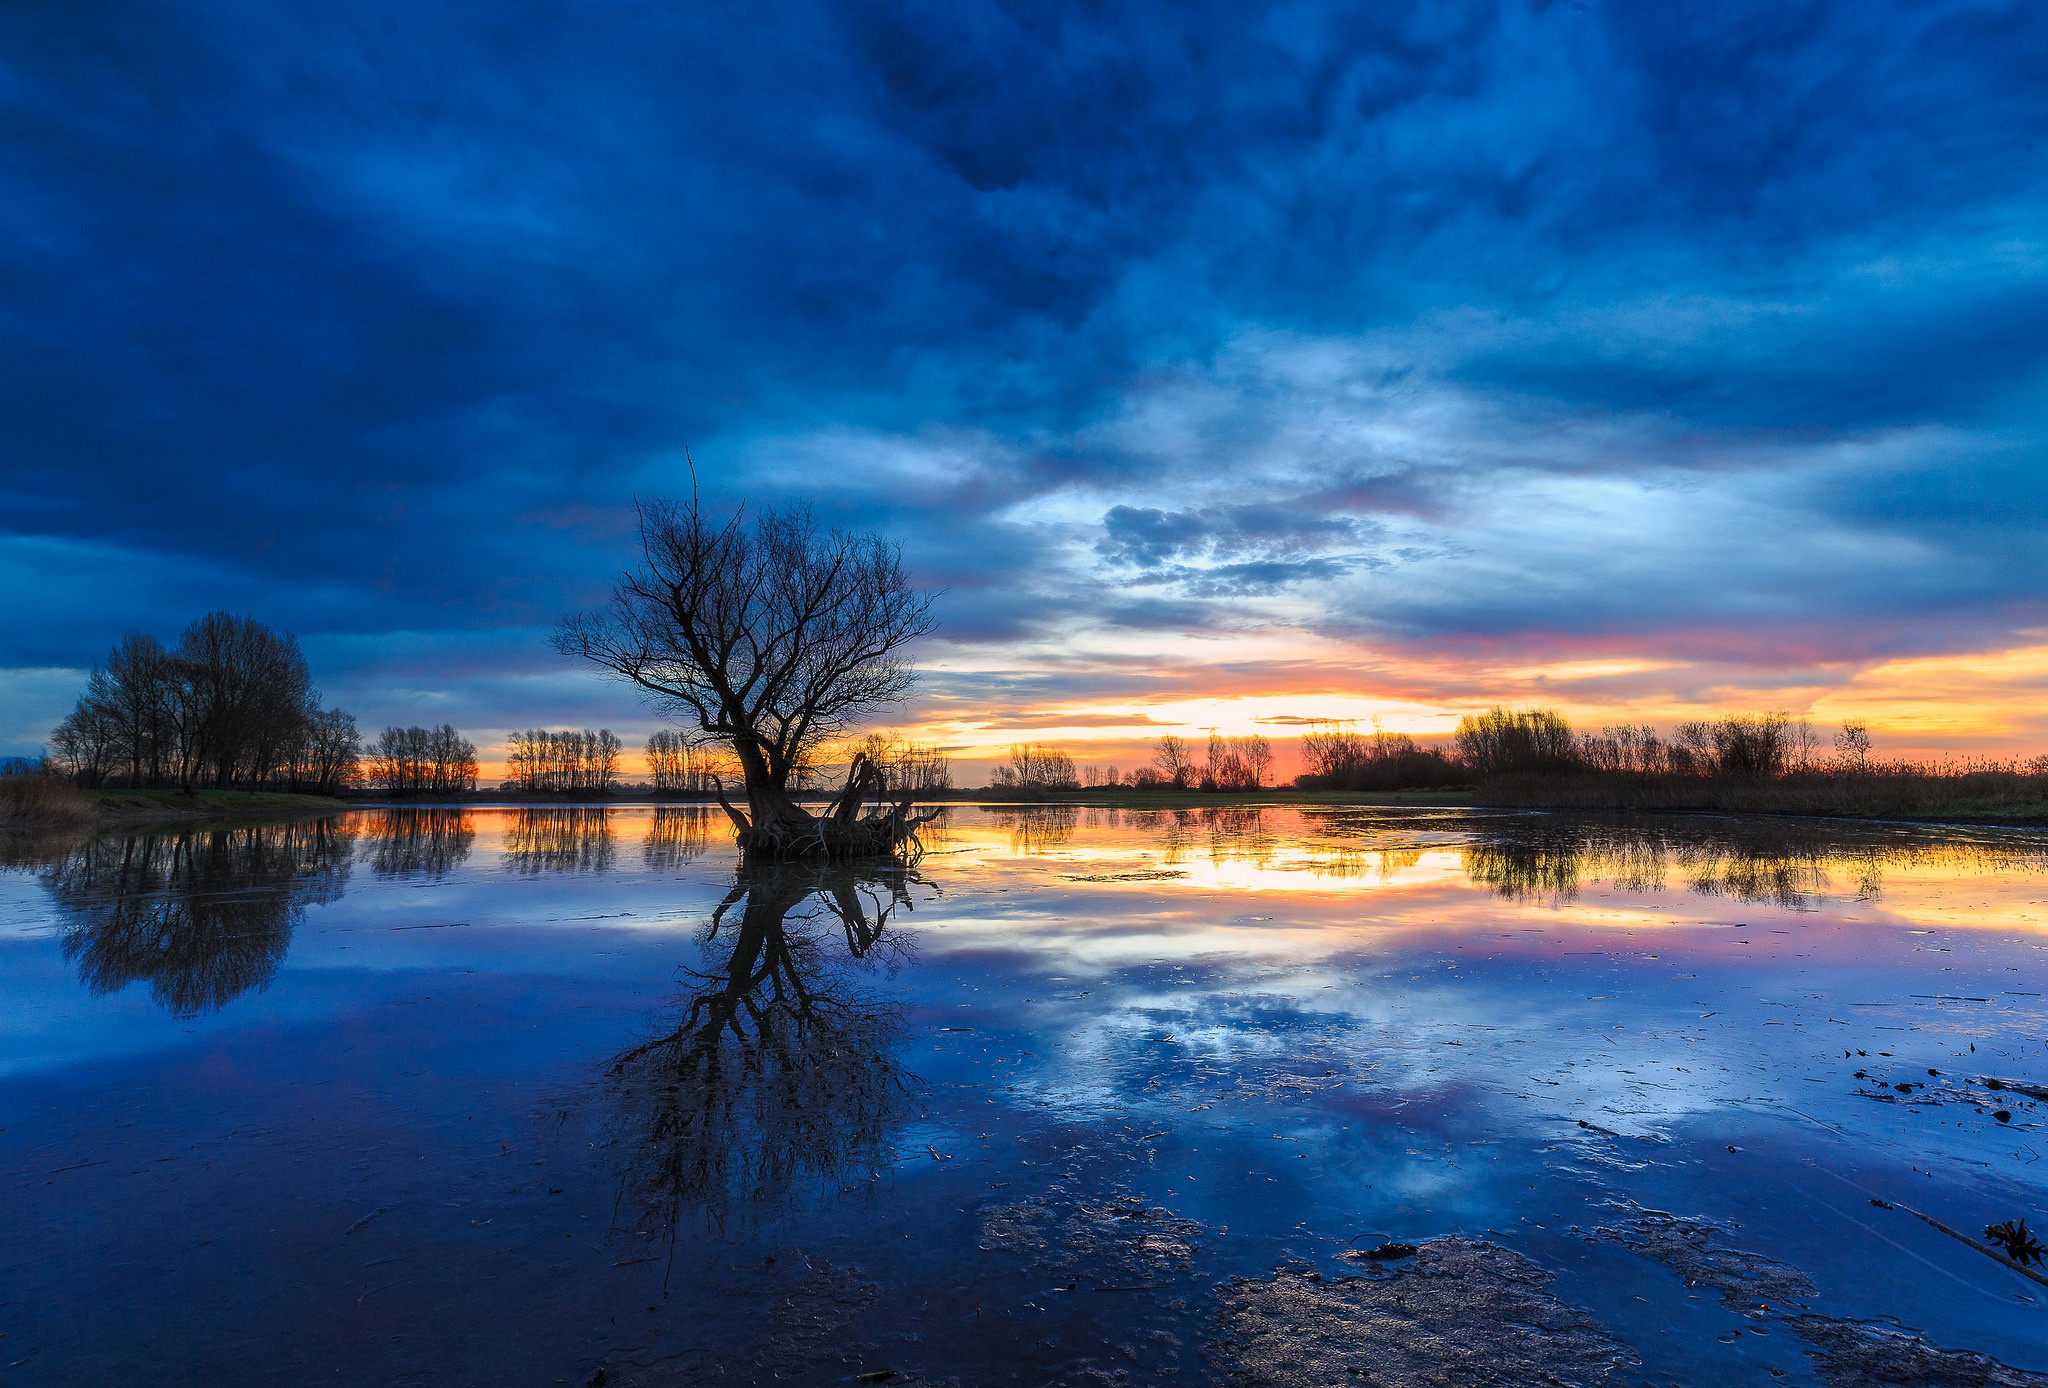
<box><xmin>3</xmin><ymin>804</ymin><xmax>2045</xmax><ymax>1385</ymax></box>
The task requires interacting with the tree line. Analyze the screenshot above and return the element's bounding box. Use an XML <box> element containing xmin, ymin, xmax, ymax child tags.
<box><xmin>987</xmin><ymin>732</ymin><xmax>1278</xmax><ymax>793</ymax></box>
<box><xmin>50</xmin><ymin>613</ymin><xmax>360</xmax><ymax>793</ymax></box>
<box><xmin>367</xmin><ymin>725</ymin><xmax>479</xmax><ymax>795</ymax></box>
<box><xmin>646</xmin><ymin>729</ymin><xmax>722</xmax><ymax>794</ymax></box>
<box><xmin>506</xmin><ymin>728</ymin><xmax>622</xmax><ymax>795</ymax></box>
<box><xmin>977</xmin><ymin>708</ymin><xmax>1931</xmax><ymax>796</ymax></box>
<box><xmin>44</xmin><ymin>611</ymin><xmax>489</xmax><ymax>798</ymax></box>
<box><xmin>1452</xmin><ymin>706</ymin><xmax>1840</xmax><ymax>781</ymax></box>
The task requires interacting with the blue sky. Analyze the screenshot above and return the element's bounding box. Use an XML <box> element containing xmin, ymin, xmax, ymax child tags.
<box><xmin>5</xmin><ymin>1</ymin><xmax>2047</xmax><ymax>768</ymax></box>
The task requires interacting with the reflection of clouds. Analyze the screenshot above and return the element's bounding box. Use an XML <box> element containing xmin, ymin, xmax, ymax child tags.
<box><xmin>908</xmin><ymin>806</ymin><xmax>2048</xmax><ymax>1156</ymax></box>
<box><xmin>931</xmin><ymin>806</ymin><xmax>2048</xmax><ymax>920</ymax></box>
<box><xmin>42</xmin><ymin>821</ymin><xmax>354</xmax><ymax>1017</ymax></box>
<box><xmin>997</xmin><ymin>961</ymin><xmax>1780</xmax><ymax>1141</ymax></box>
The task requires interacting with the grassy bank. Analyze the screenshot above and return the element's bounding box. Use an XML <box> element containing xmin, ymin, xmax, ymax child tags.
<box><xmin>936</xmin><ymin>786</ymin><xmax>1477</xmax><ymax>809</ymax></box>
<box><xmin>86</xmin><ymin>788</ymin><xmax>350</xmax><ymax>828</ymax></box>
<box><xmin>1473</xmin><ymin>769</ymin><xmax>2048</xmax><ymax>825</ymax></box>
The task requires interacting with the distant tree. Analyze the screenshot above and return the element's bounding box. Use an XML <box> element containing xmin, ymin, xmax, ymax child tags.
<box><xmin>1454</xmin><ymin>707</ymin><xmax>1578</xmax><ymax>778</ymax></box>
<box><xmin>894</xmin><ymin>742</ymin><xmax>953</xmax><ymax>794</ymax></box>
<box><xmin>301</xmin><ymin>707</ymin><xmax>362</xmax><ymax>794</ymax></box>
<box><xmin>647</xmin><ymin>729</ymin><xmax>697</xmax><ymax>793</ymax></box>
<box><xmin>1834</xmin><ymin>721</ymin><xmax>1873</xmax><ymax>769</ymax></box>
<box><xmin>1579</xmin><ymin>724</ymin><xmax>1665</xmax><ymax>778</ymax></box>
<box><xmin>178</xmin><ymin>613</ymin><xmax>311</xmax><ymax>791</ymax></box>
<box><xmin>50</xmin><ymin>699</ymin><xmax>120</xmax><ymax>787</ymax></box>
<box><xmin>1152</xmin><ymin>734</ymin><xmax>1198</xmax><ymax>789</ymax></box>
<box><xmin>850</xmin><ymin>734</ymin><xmax>953</xmax><ymax>795</ymax></box>
<box><xmin>992</xmin><ymin>743</ymin><xmax>1078</xmax><ymax>791</ymax></box>
<box><xmin>1201</xmin><ymin>732</ymin><xmax>1272</xmax><ymax>791</ymax></box>
<box><xmin>510</xmin><ymin>729</ymin><xmax>619</xmax><ymax>794</ymax></box>
<box><xmin>589</xmin><ymin>729</ymin><xmax>622</xmax><ymax>793</ymax></box>
<box><xmin>50</xmin><ymin>614</ymin><xmax>357</xmax><ymax>793</ymax></box>
<box><xmin>372</xmin><ymin>725</ymin><xmax>476</xmax><ymax>795</ymax></box>
<box><xmin>1674</xmin><ymin>713</ymin><xmax>1793</xmax><ymax>780</ymax></box>
<box><xmin>556</xmin><ymin>495</ymin><xmax>937</xmax><ymax>858</ymax></box>
<box><xmin>1294</xmin><ymin>719</ymin><xmax>1460</xmax><ymax>791</ymax></box>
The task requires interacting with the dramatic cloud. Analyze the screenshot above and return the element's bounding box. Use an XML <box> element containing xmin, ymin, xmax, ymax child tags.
<box><xmin>4</xmin><ymin>0</ymin><xmax>2046</xmax><ymax>766</ymax></box>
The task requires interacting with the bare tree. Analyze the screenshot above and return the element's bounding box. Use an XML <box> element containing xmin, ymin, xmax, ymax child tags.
<box><xmin>1203</xmin><ymin>732</ymin><xmax>1273</xmax><ymax>790</ymax></box>
<box><xmin>1454</xmin><ymin>707</ymin><xmax>1578</xmax><ymax>778</ymax></box>
<box><xmin>370</xmin><ymin>724</ymin><xmax>476</xmax><ymax>795</ymax></box>
<box><xmin>1152</xmin><ymin>734</ymin><xmax>1197</xmax><ymax>789</ymax></box>
<box><xmin>50</xmin><ymin>614</ymin><xmax>358</xmax><ymax>793</ymax></box>
<box><xmin>990</xmin><ymin>743</ymin><xmax>1078</xmax><ymax>791</ymax></box>
<box><xmin>556</xmin><ymin>495</ymin><xmax>937</xmax><ymax>858</ymax></box>
<box><xmin>508</xmin><ymin>728</ymin><xmax>621</xmax><ymax>795</ymax></box>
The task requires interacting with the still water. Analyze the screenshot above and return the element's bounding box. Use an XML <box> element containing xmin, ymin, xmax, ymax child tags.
<box><xmin>2</xmin><ymin>805</ymin><xmax>2045</xmax><ymax>1385</ymax></box>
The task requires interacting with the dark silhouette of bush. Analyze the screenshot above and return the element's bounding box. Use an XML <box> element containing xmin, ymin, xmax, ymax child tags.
<box><xmin>1294</xmin><ymin>722</ymin><xmax>1463</xmax><ymax>791</ymax></box>
<box><xmin>1454</xmin><ymin>707</ymin><xmax>1579</xmax><ymax>778</ymax></box>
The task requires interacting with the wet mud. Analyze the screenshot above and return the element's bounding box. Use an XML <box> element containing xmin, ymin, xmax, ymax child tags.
<box><xmin>1591</xmin><ymin>1206</ymin><xmax>2048</xmax><ymax>1387</ymax></box>
<box><xmin>979</xmin><ymin>1185</ymin><xmax>1204</xmax><ymax>1285</ymax></box>
<box><xmin>1212</xmin><ymin>1238</ymin><xmax>1636</xmax><ymax>1387</ymax></box>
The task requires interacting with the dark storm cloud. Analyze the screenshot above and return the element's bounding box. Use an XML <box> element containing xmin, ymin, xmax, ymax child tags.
<box><xmin>4</xmin><ymin>0</ymin><xmax>2047</xmax><ymax>750</ymax></box>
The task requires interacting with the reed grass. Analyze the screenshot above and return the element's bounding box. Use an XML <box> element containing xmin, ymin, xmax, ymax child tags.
<box><xmin>1478</xmin><ymin>761</ymin><xmax>2048</xmax><ymax>823</ymax></box>
<box><xmin>0</xmin><ymin>774</ymin><xmax>99</xmax><ymax>830</ymax></box>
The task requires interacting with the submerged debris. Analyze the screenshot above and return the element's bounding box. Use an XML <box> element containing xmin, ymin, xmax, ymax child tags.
<box><xmin>1785</xmin><ymin>1315</ymin><xmax>2048</xmax><ymax>1388</ymax></box>
<box><xmin>979</xmin><ymin>1187</ymin><xmax>1201</xmax><ymax>1282</ymax></box>
<box><xmin>1594</xmin><ymin>1206</ymin><xmax>2048</xmax><ymax>1386</ymax></box>
<box><xmin>1340</xmin><ymin>1241</ymin><xmax>1419</xmax><ymax>1262</ymax></box>
<box><xmin>1212</xmin><ymin>1238</ymin><xmax>1636</xmax><ymax>1387</ymax></box>
<box><xmin>1058</xmin><ymin>869</ymin><xmax>1190</xmax><ymax>883</ymax></box>
<box><xmin>1588</xmin><ymin>1205</ymin><xmax>1814</xmax><ymax>1311</ymax></box>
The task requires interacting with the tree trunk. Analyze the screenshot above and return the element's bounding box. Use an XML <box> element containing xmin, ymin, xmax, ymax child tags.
<box><xmin>726</xmin><ymin>744</ymin><xmax>934</xmax><ymax>861</ymax></box>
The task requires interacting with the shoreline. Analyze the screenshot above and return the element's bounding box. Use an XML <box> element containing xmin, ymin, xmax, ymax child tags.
<box><xmin>6</xmin><ymin>783</ymin><xmax>2040</xmax><ymax>837</ymax></box>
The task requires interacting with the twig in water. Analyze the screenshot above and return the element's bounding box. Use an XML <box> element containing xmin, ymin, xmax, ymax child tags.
<box><xmin>1869</xmin><ymin>1199</ymin><xmax>2048</xmax><ymax>1291</ymax></box>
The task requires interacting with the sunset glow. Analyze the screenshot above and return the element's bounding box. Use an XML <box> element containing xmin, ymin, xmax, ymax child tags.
<box><xmin>4</xmin><ymin>3</ymin><xmax>2044</xmax><ymax>783</ymax></box>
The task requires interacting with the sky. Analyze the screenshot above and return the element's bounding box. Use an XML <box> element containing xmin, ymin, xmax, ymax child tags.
<box><xmin>4</xmin><ymin>0</ymin><xmax>2047</xmax><ymax>779</ymax></box>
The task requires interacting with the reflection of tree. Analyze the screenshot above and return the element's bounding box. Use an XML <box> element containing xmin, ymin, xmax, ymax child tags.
<box><xmin>43</xmin><ymin>820</ymin><xmax>354</xmax><ymax>1017</ymax></box>
<box><xmin>607</xmin><ymin>862</ymin><xmax>920</xmax><ymax>1261</ymax></box>
<box><xmin>1203</xmin><ymin>806</ymin><xmax>1273</xmax><ymax>867</ymax></box>
<box><xmin>642</xmin><ymin>806</ymin><xmax>714</xmax><ymax>872</ymax></box>
<box><xmin>1461</xmin><ymin>818</ymin><xmax>2048</xmax><ymax>909</ymax></box>
<box><xmin>1465</xmin><ymin>824</ymin><xmax>1588</xmax><ymax>904</ymax></box>
<box><xmin>503</xmin><ymin>807</ymin><xmax>616</xmax><ymax>873</ymax></box>
<box><xmin>988</xmin><ymin>805</ymin><xmax>1078</xmax><ymax>854</ymax></box>
<box><xmin>1297</xmin><ymin>846</ymin><xmax>1427</xmax><ymax>882</ymax></box>
<box><xmin>360</xmin><ymin>808</ymin><xmax>474</xmax><ymax>878</ymax></box>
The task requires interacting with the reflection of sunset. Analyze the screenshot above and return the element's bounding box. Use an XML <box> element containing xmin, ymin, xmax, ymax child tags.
<box><xmin>920</xmin><ymin>805</ymin><xmax>2048</xmax><ymax>936</ymax></box>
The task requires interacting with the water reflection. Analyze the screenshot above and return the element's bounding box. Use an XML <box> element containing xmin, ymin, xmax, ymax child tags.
<box><xmin>503</xmin><ymin>807</ymin><xmax>616</xmax><ymax>874</ymax></box>
<box><xmin>359</xmin><ymin>808</ymin><xmax>475</xmax><ymax>879</ymax></box>
<box><xmin>41</xmin><ymin>821</ymin><xmax>353</xmax><ymax>1017</ymax></box>
<box><xmin>986</xmin><ymin>805</ymin><xmax>1078</xmax><ymax>853</ymax></box>
<box><xmin>1458</xmin><ymin>816</ymin><xmax>2048</xmax><ymax>907</ymax></box>
<box><xmin>642</xmin><ymin>806</ymin><xmax>715</xmax><ymax>871</ymax></box>
<box><xmin>607</xmin><ymin>862</ymin><xmax>921</xmax><ymax>1246</ymax></box>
